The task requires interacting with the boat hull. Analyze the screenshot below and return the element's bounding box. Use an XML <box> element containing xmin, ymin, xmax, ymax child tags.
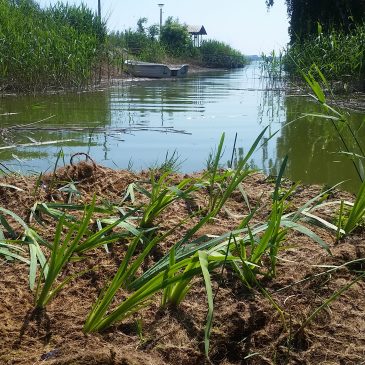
<box><xmin>125</xmin><ymin>61</ymin><xmax>189</xmax><ymax>78</ymax></box>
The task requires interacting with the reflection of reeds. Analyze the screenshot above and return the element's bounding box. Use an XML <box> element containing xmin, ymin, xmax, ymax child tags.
<box><xmin>301</xmin><ymin>69</ymin><xmax>365</xmax><ymax>235</ymax></box>
<box><xmin>3</xmin><ymin>125</ymin><xmax>190</xmax><ymax>135</ymax></box>
<box><xmin>0</xmin><ymin>124</ymin><xmax>191</xmax><ymax>153</ymax></box>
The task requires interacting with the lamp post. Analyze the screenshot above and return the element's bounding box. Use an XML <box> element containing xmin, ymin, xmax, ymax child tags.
<box><xmin>98</xmin><ymin>0</ymin><xmax>101</xmax><ymax>19</ymax></box>
<box><xmin>158</xmin><ymin>4</ymin><xmax>164</xmax><ymax>37</ymax></box>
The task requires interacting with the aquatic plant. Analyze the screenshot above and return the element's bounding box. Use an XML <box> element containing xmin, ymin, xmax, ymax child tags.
<box><xmin>341</xmin><ymin>178</ymin><xmax>365</xmax><ymax>234</ymax></box>
<box><xmin>203</xmin><ymin>130</ymin><xmax>267</xmax><ymax>214</ymax></box>
<box><xmin>29</xmin><ymin>192</ymin><xmax>145</xmax><ymax>308</ymax></box>
<box><xmin>130</xmin><ymin>171</ymin><xmax>198</xmax><ymax>229</ymax></box>
<box><xmin>261</xmin><ymin>50</ymin><xmax>284</xmax><ymax>80</ymax></box>
<box><xmin>82</xmin><ymin>133</ymin><xmax>334</xmax><ymax>362</ymax></box>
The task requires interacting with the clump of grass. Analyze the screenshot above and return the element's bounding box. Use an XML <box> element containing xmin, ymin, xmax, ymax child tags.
<box><xmin>339</xmin><ymin>178</ymin><xmax>365</xmax><ymax>234</ymax></box>
<box><xmin>203</xmin><ymin>130</ymin><xmax>267</xmax><ymax>214</ymax></box>
<box><xmin>82</xmin><ymin>132</ymin><xmax>335</xmax><ymax>361</ymax></box>
<box><xmin>0</xmin><ymin>205</ymin><xmax>48</xmax><ymax>289</ymax></box>
<box><xmin>82</xmin><ymin>159</ymin><xmax>331</xmax><ymax>357</ymax></box>
<box><xmin>130</xmin><ymin>171</ymin><xmax>198</xmax><ymax>229</ymax></box>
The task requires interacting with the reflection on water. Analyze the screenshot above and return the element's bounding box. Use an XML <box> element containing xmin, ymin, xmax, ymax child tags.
<box><xmin>276</xmin><ymin>95</ymin><xmax>365</xmax><ymax>191</ymax></box>
<box><xmin>1</xmin><ymin>63</ymin><xmax>365</xmax><ymax>191</ymax></box>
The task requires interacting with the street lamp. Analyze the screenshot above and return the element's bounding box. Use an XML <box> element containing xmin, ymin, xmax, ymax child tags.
<box><xmin>158</xmin><ymin>4</ymin><xmax>164</xmax><ymax>36</ymax></box>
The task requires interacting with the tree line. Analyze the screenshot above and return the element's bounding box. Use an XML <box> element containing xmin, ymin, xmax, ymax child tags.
<box><xmin>267</xmin><ymin>0</ymin><xmax>365</xmax><ymax>41</ymax></box>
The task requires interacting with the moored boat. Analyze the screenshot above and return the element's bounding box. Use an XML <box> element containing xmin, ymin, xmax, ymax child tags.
<box><xmin>124</xmin><ymin>60</ymin><xmax>189</xmax><ymax>78</ymax></box>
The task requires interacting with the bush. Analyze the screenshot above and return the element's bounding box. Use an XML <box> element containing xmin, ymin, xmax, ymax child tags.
<box><xmin>199</xmin><ymin>40</ymin><xmax>247</xmax><ymax>68</ymax></box>
<box><xmin>160</xmin><ymin>17</ymin><xmax>193</xmax><ymax>58</ymax></box>
<box><xmin>108</xmin><ymin>18</ymin><xmax>166</xmax><ymax>63</ymax></box>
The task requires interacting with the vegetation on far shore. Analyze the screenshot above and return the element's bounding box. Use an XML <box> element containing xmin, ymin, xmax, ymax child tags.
<box><xmin>283</xmin><ymin>22</ymin><xmax>365</xmax><ymax>90</ymax></box>
<box><xmin>0</xmin><ymin>0</ymin><xmax>247</xmax><ymax>93</ymax></box>
<box><xmin>109</xmin><ymin>16</ymin><xmax>247</xmax><ymax>69</ymax></box>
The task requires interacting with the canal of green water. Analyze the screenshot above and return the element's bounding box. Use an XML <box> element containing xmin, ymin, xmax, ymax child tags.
<box><xmin>1</xmin><ymin>63</ymin><xmax>365</xmax><ymax>192</ymax></box>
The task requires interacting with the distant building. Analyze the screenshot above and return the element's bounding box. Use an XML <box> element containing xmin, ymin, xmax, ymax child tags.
<box><xmin>187</xmin><ymin>25</ymin><xmax>207</xmax><ymax>47</ymax></box>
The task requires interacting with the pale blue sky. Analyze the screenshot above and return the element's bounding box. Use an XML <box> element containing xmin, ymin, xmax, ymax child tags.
<box><xmin>38</xmin><ymin>0</ymin><xmax>290</xmax><ymax>55</ymax></box>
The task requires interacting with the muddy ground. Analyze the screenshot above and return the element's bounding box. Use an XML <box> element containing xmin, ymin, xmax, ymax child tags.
<box><xmin>1</xmin><ymin>162</ymin><xmax>365</xmax><ymax>365</ymax></box>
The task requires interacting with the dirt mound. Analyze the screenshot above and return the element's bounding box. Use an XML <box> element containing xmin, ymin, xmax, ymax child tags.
<box><xmin>1</xmin><ymin>163</ymin><xmax>364</xmax><ymax>364</ymax></box>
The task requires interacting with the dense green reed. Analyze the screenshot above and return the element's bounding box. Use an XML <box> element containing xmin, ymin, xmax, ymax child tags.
<box><xmin>284</xmin><ymin>22</ymin><xmax>365</xmax><ymax>88</ymax></box>
<box><xmin>0</xmin><ymin>0</ymin><xmax>106</xmax><ymax>91</ymax></box>
<box><xmin>0</xmin><ymin>0</ymin><xmax>246</xmax><ymax>91</ymax></box>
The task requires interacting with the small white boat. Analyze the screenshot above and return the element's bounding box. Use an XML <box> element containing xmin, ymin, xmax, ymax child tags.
<box><xmin>124</xmin><ymin>60</ymin><xmax>189</xmax><ymax>78</ymax></box>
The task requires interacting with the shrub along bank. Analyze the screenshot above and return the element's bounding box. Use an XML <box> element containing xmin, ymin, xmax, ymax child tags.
<box><xmin>109</xmin><ymin>17</ymin><xmax>247</xmax><ymax>70</ymax></box>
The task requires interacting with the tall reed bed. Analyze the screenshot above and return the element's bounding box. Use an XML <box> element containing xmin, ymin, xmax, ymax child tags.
<box><xmin>284</xmin><ymin>23</ymin><xmax>365</xmax><ymax>88</ymax></box>
<box><xmin>0</xmin><ymin>0</ymin><xmax>106</xmax><ymax>92</ymax></box>
<box><xmin>108</xmin><ymin>29</ymin><xmax>166</xmax><ymax>64</ymax></box>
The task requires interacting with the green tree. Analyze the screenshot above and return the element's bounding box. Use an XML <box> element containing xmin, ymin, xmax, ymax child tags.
<box><xmin>137</xmin><ymin>17</ymin><xmax>148</xmax><ymax>34</ymax></box>
<box><xmin>148</xmin><ymin>24</ymin><xmax>159</xmax><ymax>40</ymax></box>
<box><xmin>268</xmin><ymin>0</ymin><xmax>365</xmax><ymax>42</ymax></box>
<box><xmin>160</xmin><ymin>17</ymin><xmax>192</xmax><ymax>57</ymax></box>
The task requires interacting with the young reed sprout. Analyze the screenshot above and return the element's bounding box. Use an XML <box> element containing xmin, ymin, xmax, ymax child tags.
<box><xmin>35</xmin><ymin>196</ymin><xmax>97</xmax><ymax>308</ymax></box>
<box><xmin>134</xmin><ymin>170</ymin><xmax>198</xmax><ymax>229</ymax></box>
<box><xmin>343</xmin><ymin>178</ymin><xmax>365</xmax><ymax>234</ymax></box>
<box><xmin>203</xmin><ymin>128</ymin><xmax>268</xmax><ymax>214</ymax></box>
<box><xmin>0</xmin><ymin>206</ymin><xmax>49</xmax><ymax>289</ymax></box>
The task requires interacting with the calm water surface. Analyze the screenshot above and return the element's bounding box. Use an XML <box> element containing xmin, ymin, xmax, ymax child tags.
<box><xmin>1</xmin><ymin>63</ymin><xmax>365</xmax><ymax>191</ymax></box>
